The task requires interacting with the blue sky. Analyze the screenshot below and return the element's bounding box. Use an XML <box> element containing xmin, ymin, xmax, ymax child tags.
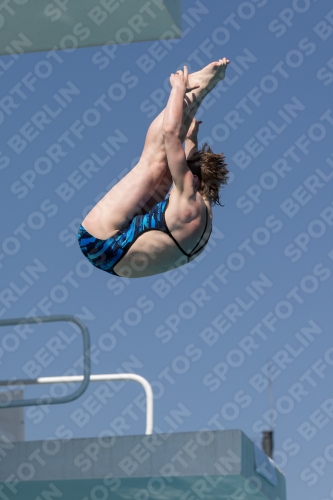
<box><xmin>1</xmin><ymin>0</ymin><xmax>333</xmax><ymax>498</ymax></box>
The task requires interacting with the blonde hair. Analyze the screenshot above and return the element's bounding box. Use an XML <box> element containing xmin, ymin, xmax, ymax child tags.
<box><xmin>186</xmin><ymin>143</ymin><xmax>229</xmax><ymax>206</ymax></box>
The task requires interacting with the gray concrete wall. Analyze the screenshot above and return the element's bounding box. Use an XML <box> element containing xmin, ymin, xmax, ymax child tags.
<box><xmin>0</xmin><ymin>430</ymin><xmax>286</xmax><ymax>500</ymax></box>
<box><xmin>0</xmin><ymin>0</ymin><xmax>182</xmax><ymax>56</ymax></box>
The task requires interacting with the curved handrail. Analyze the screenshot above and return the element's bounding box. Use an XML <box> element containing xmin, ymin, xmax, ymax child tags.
<box><xmin>0</xmin><ymin>374</ymin><xmax>154</xmax><ymax>435</ymax></box>
<box><xmin>0</xmin><ymin>315</ymin><xmax>91</xmax><ymax>407</ymax></box>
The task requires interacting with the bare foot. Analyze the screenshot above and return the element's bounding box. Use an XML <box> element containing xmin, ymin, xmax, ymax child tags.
<box><xmin>187</xmin><ymin>57</ymin><xmax>230</xmax><ymax>94</ymax></box>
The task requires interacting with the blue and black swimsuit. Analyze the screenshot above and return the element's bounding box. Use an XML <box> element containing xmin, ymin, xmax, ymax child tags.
<box><xmin>78</xmin><ymin>197</ymin><xmax>211</xmax><ymax>277</ymax></box>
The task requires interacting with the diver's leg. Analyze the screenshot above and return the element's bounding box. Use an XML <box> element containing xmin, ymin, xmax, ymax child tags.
<box><xmin>81</xmin><ymin>154</ymin><xmax>167</xmax><ymax>239</ymax></box>
<box><xmin>138</xmin><ymin>60</ymin><xmax>231</xmax><ymax>211</ymax></box>
<box><xmin>82</xmin><ymin>59</ymin><xmax>229</xmax><ymax>239</ymax></box>
<box><xmin>141</xmin><ymin>60</ymin><xmax>231</xmax><ymax>210</ymax></box>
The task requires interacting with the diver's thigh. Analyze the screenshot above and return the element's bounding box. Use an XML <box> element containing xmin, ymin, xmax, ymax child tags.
<box><xmin>82</xmin><ymin>157</ymin><xmax>167</xmax><ymax>239</ymax></box>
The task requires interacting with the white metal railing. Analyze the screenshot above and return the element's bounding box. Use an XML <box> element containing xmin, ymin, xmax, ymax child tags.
<box><xmin>0</xmin><ymin>374</ymin><xmax>154</xmax><ymax>435</ymax></box>
<box><xmin>0</xmin><ymin>315</ymin><xmax>154</xmax><ymax>434</ymax></box>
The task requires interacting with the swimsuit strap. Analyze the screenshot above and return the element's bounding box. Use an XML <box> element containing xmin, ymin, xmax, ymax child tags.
<box><xmin>188</xmin><ymin>205</ymin><xmax>209</xmax><ymax>257</ymax></box>
<box><xmin>167</xmin><ymin>230</ymin><xmax>192</xmax><ymax>256</ymax></box>
<box><xmin>163</xmin><ymin>201</ymin><xmax>210</xmax><ymax>261</ymax></box>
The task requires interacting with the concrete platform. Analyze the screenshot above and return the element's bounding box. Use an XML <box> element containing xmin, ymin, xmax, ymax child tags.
<box><xmin>0</xmin><ymin>430</ymin><xmax>286</xmax><ymax>499</ymax></box>
<box><xmin>1</xmin><ymin>0</ymin><xmax>182</xmax><ymax>56</ymax></box>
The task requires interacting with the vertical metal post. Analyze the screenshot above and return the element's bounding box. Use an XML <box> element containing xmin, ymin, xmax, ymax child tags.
<box><xmin>262</xmin><ymin>430</ymin><xmax>274</xmax><ymax>459</ymax></box>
